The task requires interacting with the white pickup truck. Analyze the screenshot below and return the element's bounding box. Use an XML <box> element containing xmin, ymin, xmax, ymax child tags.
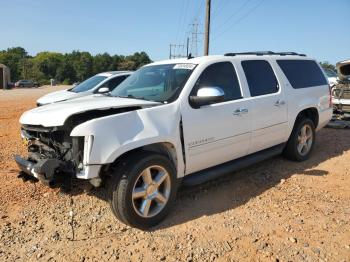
<box><xmin>15</xmin><ymin>52</ymin><xmax>332</xmax><ymax>229</ymax></box>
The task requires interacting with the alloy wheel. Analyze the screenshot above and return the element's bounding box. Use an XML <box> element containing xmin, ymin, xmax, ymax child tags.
<box><xmin>297</xmin><ymin>124</ymin><xmax>313</xmax><ymax>156</ymax></box>
<box><xmin>131</xmin><ymin>165</ymin><xmax>171</xmax><ymax>218</ymax></box>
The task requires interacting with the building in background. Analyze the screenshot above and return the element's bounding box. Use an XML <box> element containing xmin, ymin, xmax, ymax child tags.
<box><xmin>0</xmin><ymin>64</ymin><xmax>11</xmax><ymax>89</ymax></box>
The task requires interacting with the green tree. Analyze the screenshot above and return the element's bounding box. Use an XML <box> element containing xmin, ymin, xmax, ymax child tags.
<box><xmin>0</xmin><ymin>47</ymin><xmax>152</xmax><ymax>83</ymax></box>
<box><xmin>56</xmin><ymin>58</ymin><xmax>77</xmax><ymax>84</ymax></box>
<box><xmin>118</xmin><ymin>60</ymin><xmax>136</xmax><ymax>71</ymax></box>
<box><xmin>21</xmin><ymin>58</ymin><xmax>45</xmax><ymax>84</ymax></box>
<box><xmin>320</xmin><ymin>61</ymin><xmax>336</xmax><ymax>72</ymax></box>
<box><xmin>0</xmin><ymin>47</ymin><xmax>27</xmax><ymax>81</ymax></box>
<box><xmin>93</xmin><ymin>53</ymin><xmax>113</xmax><ymax>74</ymax></box>
<box><xmin>71</xmin><ymin>51</ymin><xmax>93</xmax><ymax>81</ymax></box>
<box><xmin>126</xmin><ymin>52</ymin><xmax>152</xmax><ymax>70</ymax></box>
<box><xmin>33</xmin><ymin>52</ymin><xmax>63</xmax><ymax>80</ymax></box>
<box><xmin>109</xmin><ymin>55</ymin><xmax>124</xmax><ymax>71</ymax></box>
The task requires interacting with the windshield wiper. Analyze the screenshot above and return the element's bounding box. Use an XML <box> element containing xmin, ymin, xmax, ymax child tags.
<box><xmin>117</xmin><ymin>95</ymin><xmax>146</xmax><ymax>100</ymax></box>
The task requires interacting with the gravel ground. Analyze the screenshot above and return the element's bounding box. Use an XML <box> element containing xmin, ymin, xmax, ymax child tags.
<box><xmin>0</xmin><ymin>87</ymin><xmax>349</xmax><ymax>262</ymax></box>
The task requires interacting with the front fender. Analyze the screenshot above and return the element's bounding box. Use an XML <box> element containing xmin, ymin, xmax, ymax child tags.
<box><xmin>70</xmin><ymin>103</ymin><xmax>185</xmax><ymax>176</ymax></box>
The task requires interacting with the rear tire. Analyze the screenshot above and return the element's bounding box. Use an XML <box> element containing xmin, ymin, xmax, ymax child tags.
<box><xmin>284</xmin><ymin>118</ymin><xmax>315</xmax><ymax>161</ymax></box>
<box><xmin>109</xmin><ymin>151</ymin><xmax>178</xmax><ymax>229</ymax></box>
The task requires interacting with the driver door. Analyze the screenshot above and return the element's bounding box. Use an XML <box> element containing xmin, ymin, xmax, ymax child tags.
<box><xmin>181</xmin><ymin>62</ymin><xmax>252</xmax><ymax>174</ymax></box>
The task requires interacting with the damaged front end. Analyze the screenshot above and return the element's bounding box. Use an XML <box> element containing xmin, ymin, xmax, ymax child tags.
<box><xmin>15</xmin><ymin>124</ymin><xmax>84</xmax><ymax>190</ymax></box>
<box><xmin>332</xmin><ymin>59</ymin><xmax>350</xmax><ymax>116</ymax></box>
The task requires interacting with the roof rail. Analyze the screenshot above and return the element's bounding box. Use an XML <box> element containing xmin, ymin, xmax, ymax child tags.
<box><xmin>224</xmin><ymin>51</ymin><xmax>306</xmax><ymax>57</ymax></box>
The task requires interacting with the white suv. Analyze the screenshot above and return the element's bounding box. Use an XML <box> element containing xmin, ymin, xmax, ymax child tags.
<box><xmin>15</xmin><ymin>52</ymin><xmax>332</xmax><ymax>229</ymax></box>
<box><xmin>36</xmin><ymin>71</ymin><xmax>131</xmax><ymax>106</ymax></box>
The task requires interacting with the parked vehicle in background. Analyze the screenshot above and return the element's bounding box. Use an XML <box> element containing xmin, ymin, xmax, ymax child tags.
<box><xmin>15</xmin><ymin>80</ymin><xmax>39</xmax><ymax>88</ymax></box>
<box><xmin>324</xmin><ymin>68</ymin><xmax>338</xmax><ymax>87</ymax></box>
<box><xmin>7</xmin><ymin>82</ymin><xmax>15</xmax><ymax>89</ymax></box>
<box><xmin>332</xmin><ymin>59</ymin><xmax>350</xmax><ymax>116</ymax></box>
<box><xmin>36</xmin><ymin>71</ymin><xmax>132</xmax><ymax>106</ymax></box>
<box><xmin>15</xmin><ymin>52</ymin><xmax>332</xmax><ymax>229</ymax></box>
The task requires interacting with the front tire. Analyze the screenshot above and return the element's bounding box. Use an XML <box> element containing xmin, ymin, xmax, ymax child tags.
<box><xmin>109</xmin><ymin>152</ymin><xmax>178</xmax><ymax>229</ymax></box>
<box><xmin>284</xmin><ymin>118</ymin><xmax>316</xmax><ymax>161</ymax></box>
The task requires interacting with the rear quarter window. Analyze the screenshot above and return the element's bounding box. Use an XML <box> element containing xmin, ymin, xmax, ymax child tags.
<box><xmin>277</xmin><ymin>60</ymin><xmax>327</xmax><ymax>89</ymax></box>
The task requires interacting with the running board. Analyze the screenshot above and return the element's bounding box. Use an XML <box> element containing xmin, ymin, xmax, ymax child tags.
<box><xmin>182</xmin><ymin>143</ymin><xmax>285</xmax><ymax>186</ymax></box>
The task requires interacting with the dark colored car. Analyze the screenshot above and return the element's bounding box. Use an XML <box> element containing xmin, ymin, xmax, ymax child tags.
<box><xmin>15</xmin><ymin>80</ymin><xmax>39</xmax><ymax>88</ymax></box>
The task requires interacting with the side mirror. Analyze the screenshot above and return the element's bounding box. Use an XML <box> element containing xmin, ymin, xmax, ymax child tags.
<box><xmin>189</xmin><ymin>87</ymin><xmax>225</xmax><ymax>108</ymax></box>
<box><xmin>98</xmin><ymin>87</ymin><xmax>110</xmax><ymax>93</ymax></box>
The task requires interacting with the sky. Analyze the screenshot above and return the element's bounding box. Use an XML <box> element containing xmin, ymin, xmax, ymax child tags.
<box><xmin>1</xmin><ymin>0</ymin><xmax>349</xmax><ymax>64</ymax></box>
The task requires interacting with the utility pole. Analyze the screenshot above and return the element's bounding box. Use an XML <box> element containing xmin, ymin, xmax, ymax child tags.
<box><xmin>204</xmin><ymin>0</ymin><xmax>211</xmax><ymax>56</ymax></box>
<box><xmin>189</xmin><ymin>21</ymin><xmax>200</xmax><ymax>57</ymax></box>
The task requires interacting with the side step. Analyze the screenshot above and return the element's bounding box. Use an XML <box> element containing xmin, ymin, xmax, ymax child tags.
<box><xmin>182</xmin><ymin>143</ymin><xmax>285</xmax><ymax>186</ymax></box>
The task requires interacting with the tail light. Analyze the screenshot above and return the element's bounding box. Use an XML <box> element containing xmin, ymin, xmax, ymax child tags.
<box><xmin>328</xmin><ymin>84</ymin><xmax>332</xmax><ymax>108</ymax></box>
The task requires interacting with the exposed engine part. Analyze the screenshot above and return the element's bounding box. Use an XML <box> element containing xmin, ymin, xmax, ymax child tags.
<box><xmin>15</xmin><ymin>107</ymin><xmax>141</xmax><ymax>189</ymax></box>
<box><xmin>332</xmin><ymin>59</ymin><xmax>350</xmax><ymax>116</ymax></box>
<box><xmin>332</xmin><ymin>83</ymin><xmax>350</xmax><ymax>115</ymax></box>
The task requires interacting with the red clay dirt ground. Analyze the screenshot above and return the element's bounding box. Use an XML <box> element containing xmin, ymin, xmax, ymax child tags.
<box><xmin>0</xmin><ymin>87</ymin><xmax>349</xmax><ymax>261</ymax></box>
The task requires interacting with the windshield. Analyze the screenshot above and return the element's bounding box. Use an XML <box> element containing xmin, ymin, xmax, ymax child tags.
<box><xmin>110</xmin><ymin>64</ymin><xmax>195</xmax><ymax>103</ymax></box>
<box><xmin>70</xmin><ymin>75</ymin><xmax>107</xmax><ymax>93</ymax></box>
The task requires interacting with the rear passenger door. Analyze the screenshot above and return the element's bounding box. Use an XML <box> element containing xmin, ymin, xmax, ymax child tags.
<box><xmin>241</xmin><ymin>60</ymin><xmax>288</xmax><ymax>153</ymax></box>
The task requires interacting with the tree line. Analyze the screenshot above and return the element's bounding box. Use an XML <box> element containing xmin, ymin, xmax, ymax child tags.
<box><xmin>0</xmin><ymin>47</ymin><xmax>152</xmax><ymax>85</ymax></box>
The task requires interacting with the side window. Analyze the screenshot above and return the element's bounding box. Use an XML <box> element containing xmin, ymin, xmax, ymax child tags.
<box><xmin>276</xmin><ymin>60</ymin><xmax>327</xmax><ymax>89</ymax></box>
<box><xmin>241</xmin><ymin>60</ymin><xmax>279</xmax><ymax>96</ymax></box>
<box><xmin>107</xmin><ymin>75</ymin><xmax>128</xmax><ymax>91</ymax></box>
<box><xmin>192</xmin><ymin>62</ymin><xmax>242</xmax><ymax>102</ymax></box>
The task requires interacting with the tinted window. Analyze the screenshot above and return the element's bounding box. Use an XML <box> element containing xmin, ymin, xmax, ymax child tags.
<box><xmin>192</xmin><ymin>62</ymin><xmax>242</xmax><ymax>102</ymax></box>
<box><xmin>241</xmin><ymin>60</ymin><xmax>279</xmax><ymax>96</ymax></box>
<box><xmin>71</xmin><ymin>75</ymin><xmax>107</xmax><ymax>93</ymax></box>
<box><xmin>277</xmin><ymin>60</ymin><xmax>327</xmax><ymax>89</ymax></box>
<box><xmin>107</xmin><ymin>75</ymin><xmax>128</xmax><ymax>91</ymax></box>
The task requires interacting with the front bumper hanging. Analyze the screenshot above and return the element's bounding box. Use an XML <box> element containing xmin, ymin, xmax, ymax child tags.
<box><xmin>14</xmin><ymin>155</ymin><xmax>72</xmax><ymax>187</ymax></box>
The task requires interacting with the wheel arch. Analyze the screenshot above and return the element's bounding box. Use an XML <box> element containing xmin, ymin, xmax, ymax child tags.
<box><xmin>295</xmin><ymin>107</ymin><xmax>319</xmax><ymax>128</ymax></box>
<box><xmin>287</xmin><ymin>106</ymin><xmax>319</xmax><ymax>141</ymax></box>
<box><xmin>106</xmin><ymin>142</ymin><xmax>181</xmax><ymax>178</ymax></box>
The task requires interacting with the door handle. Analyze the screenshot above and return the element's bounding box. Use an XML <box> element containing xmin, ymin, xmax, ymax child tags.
<box><xmin>274</xmin><ymin>100</ymin><xmax>286</xmax><ymax>107</ymax></box>
<box><xmin>233</xmin><ymin>108</ymin><xmax>249</xmax><ymax>116</ymax></box>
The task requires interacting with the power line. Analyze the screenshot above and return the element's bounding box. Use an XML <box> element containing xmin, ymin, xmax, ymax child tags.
<box><xmin>174</xmin><ymin>0</ymin><xmax>186</xmax><ymax>44</ymax></box>
<box><xmin>211</xmin><ymin>0</ymin><xmax>228</xmax><ymax>17</ymax></box>
<box><xmin>213</xmin><ymin>0</ymin><xmax>253</xmax><ymax>33</ymax></box>
<box><xmin>194</xmin><ymin>0</ymin><xmax>205</xmax><ymax>21</ymax></box>
<box><xmin>169</xmin><ymin>44</ymin><xmax>187</xmax><ymax>59</ymax></box>
<box><xmin>178</xmin><ymin>0</ymin><xmax>191</xmax><ymax>45</ymax></box>
<box><xmin>212</xmin><ymin>0</ymin><xmax>265</xmax><ymax>41</ymax></box>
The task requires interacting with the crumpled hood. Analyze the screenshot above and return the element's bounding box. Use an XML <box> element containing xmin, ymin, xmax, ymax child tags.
<box><xmin>336</xmin><ymin>59</ymin><xmax>350</xmax><ymax>81</ymax></box>
<box><xmin>36</xmin><ymin>89</ymin><xmax>84</xmax><ymax>105</ymax></box>
<box><xmin>21</xmin><ymin>95</ymin><xmax>161</xmax><ymax>127</ymax></box>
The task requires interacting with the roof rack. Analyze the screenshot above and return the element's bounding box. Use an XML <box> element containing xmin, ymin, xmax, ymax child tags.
<box><xmin>224</xmin><ymin>51</ymin><xmax>306</xmax><ymax>57</ymax></box>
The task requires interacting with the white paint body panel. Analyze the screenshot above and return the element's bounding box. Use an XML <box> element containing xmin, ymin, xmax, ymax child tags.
<box><xmin>36</xmin><ymin>72</ymin><xmax>131</xmax><ymax>105</ymax></box>
<box><xmin>20</xmin><ymin>95</ymin><xmax>160</xmax><ymax>127</ymax></box>
<box><xmin>19</xmin><ymin>55</ymin><xmax>332</xmax><ymax>180</ymax></box>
